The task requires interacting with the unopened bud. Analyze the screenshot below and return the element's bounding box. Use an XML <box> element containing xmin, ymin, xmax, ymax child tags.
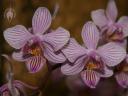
<box><xmin>4</xmin><ymin>8</ymin><xmax>16</xmax><ymax>24</ymax></box>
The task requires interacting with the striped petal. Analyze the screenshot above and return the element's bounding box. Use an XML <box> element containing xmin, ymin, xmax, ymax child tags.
<box><xmin>12</xmin><ymin>51</ymin><xmax>25</xmax><ymax>62</ymax></box>
<box><xmin>106</xmin><ymin>0</ymin><xmax>118</xmax><ymax>21</ymax></box>
<box><xmin>117</xmin><ymin>16</ymin><xmax>128</xmax><ymax>38</ymax></box>
<box><xmin>82</xmin><ymin>21</ymin><xmax>100</xmax><ymax>49</ymax></box>
<box><xmin>91</xmin><ymin>9</ymin><xmax>108</xmax><ymax>28</ymax></box>
<box><xmin>25</xmin><ymin>56</ymin><xmax>46</xmax><ymax>73</ymax></box>
<box><xmin>62</xmin><ymin>38</ymin><xmax>87</xmax><ymax>63</ymax></box>
<box><xmin>43</xmin><ymin>42</ymin><xmax>66</xmax><ymax>64</ymax></box>
<box><xmin>81</xmin><ymin>70</ymin><xmax>100</xmax><ymax>88</ymax></box>
<box><xmin>100</xmin><ymin>67</ymin><xmax>113</xmax><ymax>77</ymax></box>
<box><xmin>115</xmin><ymin>72</ymin><xmax>128</xmax><ymax>88</ymax></box>
<box><xmin>42</xmin><ymin>27</ymin><xmax>70</xmax><ymax>51</ymax></box>
<box><xmin>4</xmin><ymin>25</ymin><xmax>33</xmax><ymax>49</ymax></box>
<box><xmin>61</xmin><ymin>56</ymin><xmax>86</xmax><ymax>75</ymax></box>
<box><xmin>114</xmin><ymin>39</ymin><xmax>127</xmax><ymax>49</ymax></box>
<box><xmin>97</xmin><ymin>42</ymin><xmax>126</xmax><ymax>67</ymax></box>
<box><xmin>32</xmin><ymin>7</ymin><xmax>52</xmax><ymax>34</ymax></box>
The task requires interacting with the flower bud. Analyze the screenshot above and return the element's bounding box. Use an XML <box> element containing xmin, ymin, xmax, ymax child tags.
<box><xmin>4</xmin><ymin>8</ymin><xmax>16</xmax><ymax>24</ymax></box>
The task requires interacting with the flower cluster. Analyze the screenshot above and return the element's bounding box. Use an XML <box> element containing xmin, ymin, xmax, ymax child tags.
<box><xmin>2</xmin><ymin>0</ymin><xmax>128</xmax><ymax>95</ymax></box>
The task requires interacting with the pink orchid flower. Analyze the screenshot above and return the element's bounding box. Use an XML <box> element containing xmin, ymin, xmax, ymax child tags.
<box><xmin>91</xmin><ymin>0</ymin><xmax>128</xmax><ymax>45</ymax></box>
<box><xmin>115</xmin><ymin>55</ymin><xmax>128</xmax><ymax>88</ymax></box>
<box><xmin>4</xmin><ymin>7</ymin><xmax>70</xmax><ymax>73</ymax></box>
<box><xmin>61</xmin><ymin>21</ymin><xmax>126</xmax><ymax>88</ymax></box>
<box><xmin>0</xmin><ymin>80</ymin><xmax>38</xmax><ymax>96</ymax></box>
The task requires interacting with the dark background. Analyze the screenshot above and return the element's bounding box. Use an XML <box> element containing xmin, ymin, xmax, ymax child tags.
<box><xmin>0</xmin><ymin>0</ymin><xmax>128</xmax><ymax>96</ymax></box>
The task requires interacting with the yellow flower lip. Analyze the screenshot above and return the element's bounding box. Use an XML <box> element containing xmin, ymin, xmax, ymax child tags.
<box><xmin>28</xmin><ymin>47</ymin><xmax>42</xmax><ymax>56</ymax></box>
<box><xmin>86</xmin><ymin>62</ymin><xmax>97</xmax><ymax>70</ymax></box>
<box><xmin>23</xmin><ymin>41</ymin><xmax>43</xmax><ymax>58</ymax></box>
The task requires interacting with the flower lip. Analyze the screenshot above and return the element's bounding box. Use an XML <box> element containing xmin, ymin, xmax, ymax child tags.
<box><xmin>107</xmin><ymin>30</ymin><xmax>124</xmax><ymax>42</ymax></box>
<box><xmin>22</xmin><ymin>38</ymin><xmax>43</xmax><ymax>59</ymax></box>
<box><xmin>85</xmin><ymin>56</ymin><xmax>105</xmax><ymax>74</ymax></box>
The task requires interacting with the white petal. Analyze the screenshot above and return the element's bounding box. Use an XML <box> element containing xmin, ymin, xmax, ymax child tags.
<box><xmin>82</xmin><ymin>21</ymin><xmax>100</xmax><ymax>49</ymax></box>
<box><xmin>100</xmin><ymin>67</ymin><xmax>113</xmax><ymax>77</ymax></box>
<box><xmin>4</xmin><ymin>25</ymin><xmax>33</xmax><ymax>49</ymax></box>
<box><xmin>43</xmin><ymin>42</ymin><xmax>66</xmax><ymax>64</ymax></box>
<box><xmin>91</xmin><ymin>9</ymin><xmax>108</xmax><ymax>28</ymax></box>
<box><xmin>117</xmin><ymin>16</ymin><xmax>128</xmax><ymax>38</ymax></box>
<box><xmin>61</xmin><ymin>56</ymin><xmax>86</xmax><ymax>75</ymax></box>
<box><xmin>106</xmin><ymin>0</ymin><xmax>118</xmax><ymax>21</ymax></box>
<box><xmin>62</xmin><ymin>38</ymin><xmax>87</xmax><ymax>63</ymax></box>
<box><xmin>32</xmin><ymin>7</ymin><xmax>52</xmax><ymax>34</ymax></box>
<box><xmin>42</xmin><ymin>27</ymin><xmax>70</xmax><ymax>51</ymax></box>
<box><xmin>12</xmin><ymin>51</ymin><xmax>25</xmax><ymax>62</ymax></box>
<box><xmin>97</xmin><ymin>42</ymin><xmax>126</xmax><ymax>67</ymax></box>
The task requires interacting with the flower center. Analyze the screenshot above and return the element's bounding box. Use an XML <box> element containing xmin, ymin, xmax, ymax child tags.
<box><xmin>28</xmin><ymin>46</ymin><xmax>42</xmax><ymax>56</ymax></box>
<box><xmin>86</xmin><ymin>61</ymin><xmax>99</xmax><ymax>70</ymax></box>
<box><xmin>23</xmin><ymin>40</ymin><xmax>43</xmax><ymax>59</ymax></box>
<box><xmin>85</xmin><ymin>58</ymin><xmax>104</xmax><ymax>74</ymax></box>
<box><xmin>109</xmin><ymin>31</ymin><xmax>123</xmax><ymax>42</ymax></box>
<box><xmin>106</xmin><ymin>26</ymin><xmax>123</xmax><ymax>42</ymax></box>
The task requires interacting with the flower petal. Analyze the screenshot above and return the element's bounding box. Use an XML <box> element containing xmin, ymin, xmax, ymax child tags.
<box><xmin>2</xmin><ymin>91</ymin><xmax>10</xmax><ymax>96</ymax></box>
<box><xmin>42</xmin><ymin>27</ymin><xmax>70</xmax><ymax>51</ymax></box>
<box><xmin>32</xmin><ymin>7</ymin><xmax>52</xmax><ymax>34</ymax></box>
<box><xmin>115</xmin><ymin>72</ymin><xmax>128</xmax><ymax>88</ymax></box>
<box><xmin>82</xmin><ymin>21</ymin><xmax>100</xmax><ymax>49</ymax></box>
<box><xmin>12</xmin><ymin>51</ymin><xmax>25</xmax><ymax>62</ymax></box>
<box><xmin>43</xmin><ymin>42</ymin><xmax>66</xmax><ymax>64</ymax></box>
<box><xmin>0</xmin><ymin>84</ymin><xmax>8</xmax><ymax>92</ymax></box>
<box><xmin>61</xmin><ymin>56</ymin><xmax>86</xmax><ymax>75</ymax></box>
<box><xmin>81</xmin><ymin>70</ymin><xmax>100</xmax><ymax>88</ymax></box>
<box><xmin>97</xmin><ymin>42</ymin><xmax>126</xmax><ymax>67</ymax></box>
<box><xmin>62</xmin><ymin>38</ymin><xmax>87</xmax><ymax>63</ymax></box>
<box><xmin>91</xmin><ymin>9</ymin><xmax>108</xmax><ymax>28</ymax></box>
<box><xmin>100</xmin><ymin>67</ymin><xmax>113</xmax><ymax>77</ymax></box>
<box><xmin>4</xmin><ymin>25</ymin><xmax>33</xmax><ymax>49</ymax></box>
<box><xmin>114</xmin><ymin>39</ymin><xmax>127</xmax><ymax>48</ymax></box>
<box><xmin>117</xmin><ymin>16</ymin><xmax>128</xmax><ymax>38</ymax></box>
<box><xmin>106</xmin><ymin>0</ymin><xmax>118</xmax><ymax>21</ymax></box>
<box><xmin>25</xmin><ymin>56</ymin><xmax>46</xmax><ymax>73</ymax></box>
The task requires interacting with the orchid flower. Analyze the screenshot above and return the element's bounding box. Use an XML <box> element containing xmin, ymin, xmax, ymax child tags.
<box><xmin>61</xmin><ymin>21</ymin><xmax>126</xmax><ymax>88</ymax></box>
<box><xmin>115</xmin><ymin>55</ymin><xmax>128</xmax><ymax>88</ymax></box>
<box><xmin>4</xmin><ymin>7</ymin><xmax>70</xmax><ymax>73</ymax></box>
<box><xmin>91</xmin><ymin>0</ymin><xmax>128</xmax><ymax>46</ymax></box>
<box><xmin>0</xmin><ymin>80</ymin><xmax>38</xmax><ymax>96</ymax></box>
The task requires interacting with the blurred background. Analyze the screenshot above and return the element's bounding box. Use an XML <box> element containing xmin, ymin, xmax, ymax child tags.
<box><xmin>0</xmin><ymin>0</ymin><xmax>128</xmax><ymax>96</ymax></box>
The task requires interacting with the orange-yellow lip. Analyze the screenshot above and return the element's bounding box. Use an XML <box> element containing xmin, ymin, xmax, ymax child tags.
<box><xmin>107</xmin><ymin>31</ymin><xmax>123</xmax><ymax>42</ymax></box>
<box><xmin>86</xmin><ymin>61</ymin><xmax>99</xmax><ymax>70</ymax></box>
<box><xmin>28</xmin><ymin>47</ymin><xmax>42</xmax><ymax>56</ymax></box>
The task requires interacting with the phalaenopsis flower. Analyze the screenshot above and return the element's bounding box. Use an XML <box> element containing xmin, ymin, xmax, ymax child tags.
<box><xmin>61</xmin><ymin>21</ymin><xmax>126</xmax><ymax>88</ymax></box>
<box><xmin>115</xmin><ymin>55</ymin><xmax>128</xmax><ymax>88</ymax></box>
<box><xmin>91</xmin><ymin>0</ymin><xmax>128</xmax><ymax>46</ymax></box>
<box><xmin>4</xmin><ymin>7</ymin><xmax>70</xmax><ymax>73</ymax></box>
<box><xmin>0</xmin><ymin>80</ymin><xmax>38</xmax><ymax>96</ymax></box>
